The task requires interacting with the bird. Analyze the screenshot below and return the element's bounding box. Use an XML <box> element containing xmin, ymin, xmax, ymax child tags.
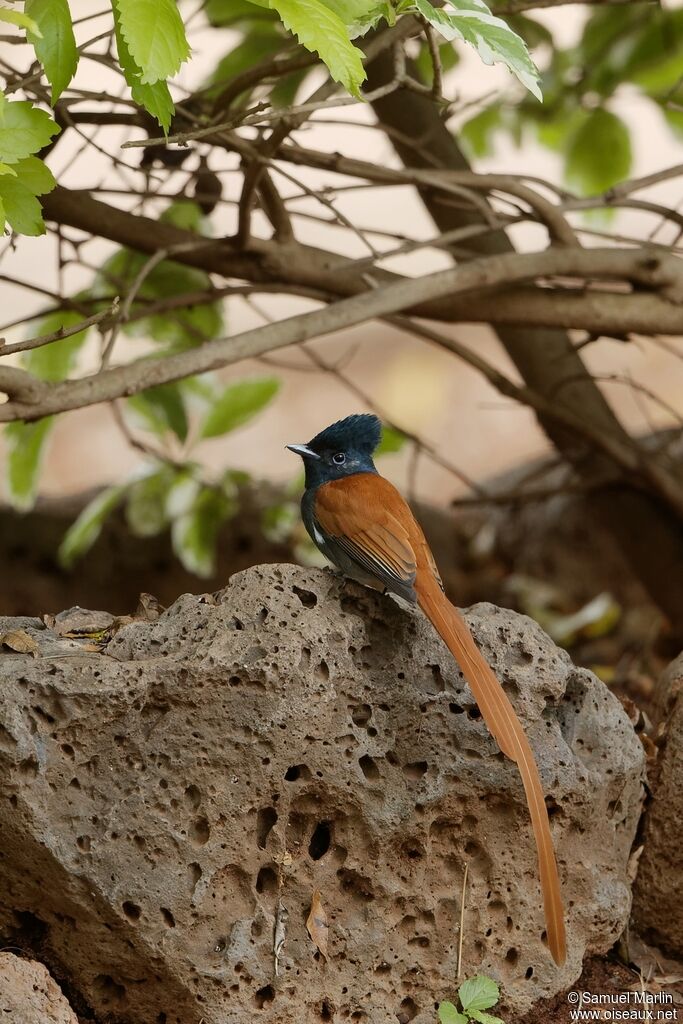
<box><xmin>286</xmin><ymin>412</ymin><xmax>566</xmax><ymax>966</ymax></box>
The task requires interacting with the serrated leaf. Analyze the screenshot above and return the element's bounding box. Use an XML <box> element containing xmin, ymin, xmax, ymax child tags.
<box><xmin>13</xmin><ymin>154</ymin><xmax>55</xmax><ymax>194</ymax></box>
<box><xmin>0</xmin><ymin>175</ymin><xmax>44</xmax><ymax>234</ymax></box>
<box><xmin>23</xmin><ymin>308</ymin><xmax>91</xmax><ymax>381</ymax></box>
<box><xmin>58</xmin><ymin>485</ymin><xmax>128</xmax><ymax>569</ymax></box>
<box><xmin>112</xmin><ymin>5</ymin><xmax>175</xmax><ymax>131</ymax></box>
<box><xmin>269</xmin><ymin>0</ymin><xmax>366</xmax><ymax>97</ymax></box>
<box><xmin>438</xmin><ymin>1002</ymin><xmax>468</xmax><ymax>1024</ymax></box>
<box><xmin>0</xmin><ymin>154</ymin><xmax>55</xmax><ymax>235</ymax></box>
<box><xmin>458</xmin><ymin>975</ymin><xmax>500</xmax><ymax>1013</ymax></box>
<box><xmin>125</xmin><ymin>466</ymin><xmax>175</xmax><ymax>537</ymax></box>
<box><xmin>4</xmin><ymin>417</ymin><xmax>54</xmax><ymax>511</ymax></box>
<box><xmin>565</xmin><ymin>107</ymin><xmax>631</xmax><ymax>195</ymax></box>
<box><xmin>0</xmin><ymin>101</ymin><xmax>59</xmax><ymax>164</ymax></box>
<box><xmin>171</xmin><ymin>486</ymin><xmax>235</xmax><ymax>577</ymax></box>
<box><xmin>114</xmin><ymin>0</ymin><xmax>191</xmax><ymax>84</ymax></box>
<box><xmin>411</xmin><ymin>0</ymin><xmax>541</xmax><ymax>100</ymax></box>
<box><xmin>127</xmin><ymin>384</ymin><xmax>189</xmax><ymax>442</ymax></box>
<box><xmin>25</xmin><ymin>0</ymin><xmax>78</xmax><ymax>103</ymax></box>
<box><xmin>468</xmin><ymin>1010</ymin><xmax>505</xmax><ymax>1024</ymax></box>
<box><xmin>200</xmin><ymin>377</ymin><xmax>279</xmax><ymax>439</ymax></box>
<box><xmin>318</xmin><ymin>0</ymin><xmax>389</xmax><ymax>38</ymax></box>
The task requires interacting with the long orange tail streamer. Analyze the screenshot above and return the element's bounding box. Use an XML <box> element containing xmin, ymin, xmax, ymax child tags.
<box><xmin>417</xmin><ymin>575</ymin><xmax>567</xmax><ymax>967</ymax></box>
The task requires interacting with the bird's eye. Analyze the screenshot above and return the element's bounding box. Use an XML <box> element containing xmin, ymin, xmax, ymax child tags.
<box><xmin>332</xmin><ymin>452</ymin><xmax>346</xmax><ymax>465</ymax></box>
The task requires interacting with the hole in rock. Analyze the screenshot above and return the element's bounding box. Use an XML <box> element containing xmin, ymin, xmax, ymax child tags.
<box><xmin>161</xmin><ymin>908</ymin><xmax>176</xmax><ymax>928</ymax></box>
<box><xmin>505</xmin><ymin>947</ymin><xmax>518</xmax><ymax>965</ymax></box>
<box><xmin>190</xmin><ymin>817</ymin><xmax>210</xmax><ymax>846</ymax></box>
<box><xmin>525</xmin><ymin>966</ymin><xmax>534</xmax><ymax>979</ymax></box>
<box><xmin>254</xmin><ymin>984</ymin><xmax>275</xmax><ymax>1009</ymax></box>
<box><xmin>293</xmin><ymin>586</ymin><xmax>318</xmax><ymax>608</ymax></box>
<box><xmin>321</xmin><ymin>997</ymin><xmax>335</xmax><ymax>1020</ymax></box>
<box><xmin>256</xmin><ymin>866</ymin><xmax>278</xmax><ymax>893</ymax></box>
<box><xmin>122</xmin><ymin>901</ymin><xmax>141</xmax><ymax>923</ymax></box>
<box><xmin>359</xmin><ymin>755</ymin><xmax>380</xmax><ymax>781</ymax></box>
<box><xmin>351</xmin><ymin>704</ymin><xmax>372</xmax><ymax>728</ymax></box>
<box><xmin>188</xmin><ymin>862</ymin><xmax>202</xmax><ymax>892</ymax></box>
<box><xmin>449</xmin><ymin>703</ymin><xmax>464</xmax><ymax>715</ymax></box>
<box><xmin>93</xmin><ymin>974</ymin><xmax>126</xmax><ymax>1005</ymax></box>
<box><xmin>309</xmin><ymin>821</ymin><xmax>331</xmax><ymax>860</ymax></box>
<box><xmin>402</xmin><ymin>761</ymin><xmax>428</xmax><ymax>780</ymax></box>
<box><xmin>397</xmin><ymin>997</ymin><xmax>418</xmax><ymax>1022</ymax></box>
<box><xmin>184</xmin><ymin>785</ymin><xmax>201</xmax><ymax>810</ymax></box>
<box><xmin>467</xmin><ymin>705</ymin><xmax>482</xmax><ymax>721</ymax></box>
<box><xmin>256</xmin><ymin>807</ymin><xmax>278</xmax><ymax>849</ymax></box>
<box><xmin>284</xmin><ymin>764</ymin><xmax>311</xmax><ymax>782</ymax></box>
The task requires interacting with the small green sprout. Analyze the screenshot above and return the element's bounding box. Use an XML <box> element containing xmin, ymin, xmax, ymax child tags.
<box><xmin>438</xmin><ymin>974</ymin><xmax>505</xmax><ymax>1024</ymax></box>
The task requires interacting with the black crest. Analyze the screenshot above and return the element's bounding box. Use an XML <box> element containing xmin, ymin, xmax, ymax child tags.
<box><xmin>308</xmin><ymin>414</ymin><xmax>382</xmax><ymax>456</ymax></box>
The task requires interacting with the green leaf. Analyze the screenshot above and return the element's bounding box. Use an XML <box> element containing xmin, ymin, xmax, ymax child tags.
<box><xmin>59</xmin><ymin>485</ymin><xmax>128</xmax><ymax>569</ymax></box>
<box><xmin>112</xmin><ymin>5</ymin><xmax>175</xmax><ymax>131</ymax></box>
<box><xmin>4</xmin><ymin>417</ymin><xmax>54</xmax><ymax>511</ymax></box>
<box><xmin>125</xmin><ymin>466</ymin><xmax>175</xmax><ymax>537</ymax></box>
<box><xmin>458</xmin><ymin>975</ymin><xmax>500</xmax><ymax>1013</ymax></box>
<box><xmin>0</xmin><ymin>101</ymin><xmax>60</xmax><ymax>165</ymax></box>
<box><xmin>505</xmin><ymin>13</ymin><xmax>552</xmax><ymax>48</ymax></box>
<box><xmin>0</xmin><ymin>175</ymin><xmax>44</xmax><ymax>234</ymax></box>
<box><xmin>127</xmin><ymin>384</ymin><xmax>189</xmax><ymax>442</ymax></box>
<box><xmin>438</xmin><ymin>1002</ymin><xmax>468</xmax><ymax>1024</ymax></box>
<box><xmin>565</xmin><ymin>107</ymin><xmax>632</xmax><ymax>195</ymax></box>
<box><xmin>460</xmin><ymin>103</ymin><xmax>502</xmax><ymax>158</ymax></box>
<box><xmin>411</xmin><ymin>0</ymin><xmax>541</xmax><ymax>100</ymax></box>
<box><xmin>269</xmin><ymin>0</ymin><xmax>367</xmax><ymax>97</ymax></box>
<box><xmin>0</xmin><ymin>7</ymin><xmax>41</xmax><ymax>35</ymax></box>
<box><xmin>13</xmin><ymin>154</ymin><xmax>55</xmax><ymax>194</ymax></box>
<box><xmin>95</xmin><ymin>246</ymin><xmax>224</xmax><ymax>349</ymax></box>
<box><xmin>318</xmin><ymin>0</ymin><xmax>389</xmax><ymax>38</ymax></box>
<box><xmin>0</xmin><ymin>154</ymin><xmax>55</xmax><ymax>234</ymax></box>
<box><xmin>25</xmin><ymin>0</ymin><xmax>78</xmax><ymax>103</ymax></box>
<box><xmin>113</xmin><ymin>0</ymin><xmax>191</xmax><ymax>84</ymax></box>
<box><xmin>23</xmin><ymin>308</ymin><xmax>91</xmax><ymax>381</ymax></box>
<box><xmin>415</xmin><ymin>35</ymin><xmax>459</xmax><ymax>87</ymax></box>
<box><xmin>469</xmin><ymin>1010</ymin><xmax>505</xmax><ymax>1024</ymax></box>
<box><xmin>200</xmin><ymin>377</ymin><xmax>280</xmax><ymax>439</ymax></box>
<box><xmin>376</xmin><ymin>425</ymin><xmax>407</xmax><ymax>455</ymax></box>
<box><xmin>206</xmin><ymin>27</ymin><xmax>285</xmax><ymax>96</ymax></box>
<box><xmin>171</xmin><ymin>486</ymin><xmax>235</xmax><ymax>577</ymax></box>
<box><xmin>205</xmin><ymin>0</ymin><xmax>278</xmax><ymax>26</ymax></box>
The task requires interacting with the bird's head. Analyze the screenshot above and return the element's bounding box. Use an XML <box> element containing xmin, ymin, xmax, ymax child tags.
<box><xmin>286</xmin><ymin>413</ymin><xmax>381</xmax><ymax>488</ymax></box>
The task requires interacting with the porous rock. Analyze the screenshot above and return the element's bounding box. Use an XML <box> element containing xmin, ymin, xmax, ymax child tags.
<box><xmin>632</xmin><ymin>652</ymin><xmax>683</xmax><ymax>955</ymax></box>
<box><xmin>0</xmin><ymin>564</ymin><xmax>644</xmax><ymax>1022</ymax></box>
<box><xmin>0</xmin><ymin>952</ymin><xmax>78</xmax><ymax>1023</ymax></box>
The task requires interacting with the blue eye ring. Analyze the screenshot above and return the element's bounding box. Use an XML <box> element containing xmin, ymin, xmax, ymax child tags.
<box><xmin>333</xmin><ymin>452</ymin><xmax>346</xmax><ymax>465</ymax></box>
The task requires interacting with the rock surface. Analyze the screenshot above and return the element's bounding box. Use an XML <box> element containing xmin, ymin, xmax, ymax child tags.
<box><xmin>0</xmin><ymin>952</ymin><xmax>78</xmax><ymax>1024</ymax></box>
<box><xmin>633</xmin><ymin>653</ymin><xmax>683</xmax><ymax>955</ymax></box>
<box><xmin>0</xmin><ymin>564</ymin><xmax>644</xmax><ymax>1023</ymax></box>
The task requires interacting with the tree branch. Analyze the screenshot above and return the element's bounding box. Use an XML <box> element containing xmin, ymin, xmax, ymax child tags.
<box><xmin>40</xmin><ymin>186</ymin><xmax>683</xmax><ymax>334</ymax></box>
